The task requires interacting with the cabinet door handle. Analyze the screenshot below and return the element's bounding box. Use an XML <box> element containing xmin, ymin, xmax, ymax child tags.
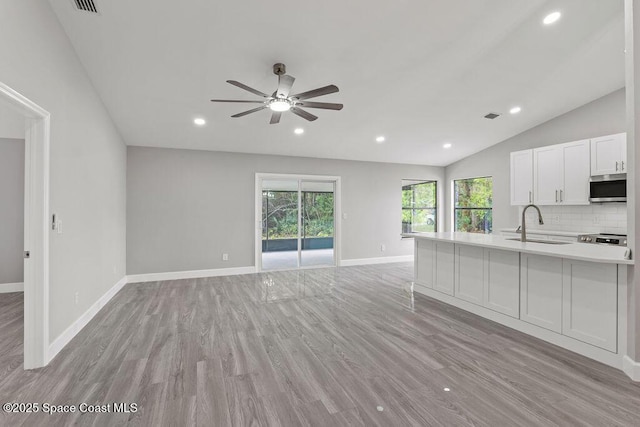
<box><xmin>555</xmin><ymin>190</ymin><xmax>558</xmax><ymax>203</ymax></box>
<box><xmin>560</xmin><ymin>189</ymin><xmax>563</xmax><ymax>202</ymax></box>
<box><xmin>529</xmin><ymin>191</ymin><xmax>532</xmax><ymax>203</ymax></box>
<box><xmin>621</xmin><ymin>161</ymin><xmax>625</xmax><ymax>171</ymax></box>
<box><xmin>616</xmin><ymin>161</ymin><xmax>619</xmax><ymax>172</ymax></box>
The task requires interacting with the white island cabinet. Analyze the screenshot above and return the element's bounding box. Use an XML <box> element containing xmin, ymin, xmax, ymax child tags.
<box><xmin>520</xmin><ymin>254</ymin><xmax>563</xmax><ymax>333</ymax></box>
<box><xmin>562</xmin><ymin>259</ymin><xmax>617</xmax><ymax>352</ymax></box>
<box><xmin>416</xmin><ymin>239</ymin><xmax>454</xmax><ymax>295</ymax></box>
<box><xmin>454</xmin><ymin>246</ymin><xmax>520</xmax><ymax>317</ymax></box>
<box><xmin>483</xmin><ymin>248</ymin><xmax>520</xmax><ymax>318</ymax></box>
<box><xmin>407</xmin><ymin>232</ymin><xmax>631</xmax><ymax>371</ymax></box>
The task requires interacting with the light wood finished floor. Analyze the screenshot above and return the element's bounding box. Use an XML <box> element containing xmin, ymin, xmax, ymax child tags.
<box><xmin>1</xmin><ymin>263</ymin><xmax>639</xmax><ymax>426</ymax></box>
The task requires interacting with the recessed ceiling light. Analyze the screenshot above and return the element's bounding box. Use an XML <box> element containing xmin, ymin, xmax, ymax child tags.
<box><xmin>193</xmin><ymin>118</ymin><xmax>206</xmax><ymax>126</ymax></box>
<box><xmin>376</xmin><ymin>136</ymin><xmax>385</xmax><ymax>143</ymax></box>
<box><xmin>294</xmin><ymin>128</ymin><xmax>304</xmax><ymax>135</ymax></box>
<box><xmin>543</xmin><ymin>11</ymin><xmax>561</xmax><ymax>25</ymax></box>
<box><xmin>509</xmin><ymin>106</ymin><xmax>522</xmax><ymax>114</ymax></box>
<box><xmin>443</xmin><ymin>143</ymin><xmax>452</xmax><ymax>149</ymax></box>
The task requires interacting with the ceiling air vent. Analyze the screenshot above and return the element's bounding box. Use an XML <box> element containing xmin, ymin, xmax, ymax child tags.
<box><xmin>484</xmin><ymin>112</ymin><xmax>501</xmax><ymax>120</ymax></box>
<box><xmin>73</xmin><ymin>0</ymin><xmax>98</xmax><ymax>14</ymax></box>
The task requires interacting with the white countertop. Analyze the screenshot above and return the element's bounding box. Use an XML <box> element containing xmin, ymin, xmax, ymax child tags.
<box><xmin>404</xmin><ymin>232</ymin><xmax>633</xmax><ymax>265</ymax></box>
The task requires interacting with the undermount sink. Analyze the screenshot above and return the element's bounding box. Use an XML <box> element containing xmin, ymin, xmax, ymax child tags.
<box><xmin>506</xmin><ymin>238</ymin><xmax>571</xmax><ymax>245</ymax></box>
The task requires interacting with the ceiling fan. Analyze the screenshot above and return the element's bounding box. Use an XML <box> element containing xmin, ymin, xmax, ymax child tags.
<box><xmin>210</xmin><ymin>63</ymin><xmax>343</xmax><ymax>124</ymax></box>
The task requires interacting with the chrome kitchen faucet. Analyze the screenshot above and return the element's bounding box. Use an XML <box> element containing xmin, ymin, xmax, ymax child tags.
<box><xmin>521</xmin><ymin>204</ymin><xmax>544</xmax><ymax>242</ymax></box>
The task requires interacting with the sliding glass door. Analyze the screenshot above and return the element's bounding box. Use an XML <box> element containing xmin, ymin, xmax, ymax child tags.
<box><xmin>262</xmin><ymin>179</ymin><xmax>299</xmax><ymax>270</ymax></box>
<box><xmin>300</xmin><ymin>180</ymin><xmax>335</xmax><ymax>267</ymax></box>
<box><xmin>260</xmin><ymin>177</ymin><xmax>336</xmax><ymax>271</ymax></box>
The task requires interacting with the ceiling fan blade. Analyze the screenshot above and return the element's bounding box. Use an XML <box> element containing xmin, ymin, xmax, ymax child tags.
<box><xmin>270</xmin><ymin>111</ymin><xmax>282</xmax><ymax>124</ymax></box>
<box><xmin>277</xmin><ymin>75</ymin><xmax>295</xmax><ymax>98</ymax></box>
<box><xmin>231</xmin><ymin>105</ymin><xmax>267</xmax><ymax>118</ymax></box>
<box><xmin>210</xmin><ymin>99</ymin><xmax>266</xmax><ymax>103</ymax></box>
<box><xmin>290</xmin><ymin>107</ymin><xmax>318</xmax><ymax>122</ymax></box>
<box><xmin>226</xmin><ymin>80</ymin><xmax>270</xmax><ymax>98</ymax></box>
<box><xmin>290</xmin><ymin>85</ymin><xmax>339</xmax><ymax>100</ymax></box>
<box><xmin>296</xmin><ymin>101</ymin><xmax>343</xmax><ymax>110</ymax></box>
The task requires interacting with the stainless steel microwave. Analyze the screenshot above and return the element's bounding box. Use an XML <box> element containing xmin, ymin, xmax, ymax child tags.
<box><xmin>589</xmin><ymin>174</ymin><xmax>626</xmax><ymax>203</ymax></box>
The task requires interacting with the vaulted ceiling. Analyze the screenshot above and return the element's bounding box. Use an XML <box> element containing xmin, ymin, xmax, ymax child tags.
<box><xmin>49</xmin><ymin>0</ymin><xmax>624</xmax><ymax>166</ymax></box>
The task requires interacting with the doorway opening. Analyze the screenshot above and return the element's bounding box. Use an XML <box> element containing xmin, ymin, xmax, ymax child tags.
<box><xmin>255</xmin><ymin>174</ymin><xmax>341</xmax><ymax>271</ymax></box>
<box><xmin>0</xmin><ymin>82</ymin><xmax>50</xmax><ymax>369</ymax></box>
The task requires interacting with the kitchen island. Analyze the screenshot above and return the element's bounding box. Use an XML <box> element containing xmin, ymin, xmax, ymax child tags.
<box><xmin>405</xmin><ymin>232</ymin><xmax>632</xmax><ymax>370</ymax></box>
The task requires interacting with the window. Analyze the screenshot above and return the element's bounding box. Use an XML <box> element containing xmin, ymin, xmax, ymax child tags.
<box><xmin>402</xmin><ymin>180</ymin><xmax>437</xmax><ymax>233</ymax></box>
<box><xmin>454</xmin><ymin>177</ymin><xmax>493</xmax><ymax>233</ymax></box>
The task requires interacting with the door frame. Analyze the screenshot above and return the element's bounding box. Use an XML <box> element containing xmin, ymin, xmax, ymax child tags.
<box><xmin>255</xmin><ymin>173</ymin><xmax>341</xmax><ymax>272</ymax></box>
<box><xmin>0</xmin><ymin>82</ymin><xmax>50</xmax><ymax>369</ymax></box>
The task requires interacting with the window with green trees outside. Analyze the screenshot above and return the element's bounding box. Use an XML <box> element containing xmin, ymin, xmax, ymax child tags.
<box><xmin>402</xmin><ymin>180</ymin><xmax>437</xmax><ymax>233</ymax></box>
<box><xmin>454</xmin><ymin>177</ymin><xmax>493</xmax><ymax>233</ymax></box>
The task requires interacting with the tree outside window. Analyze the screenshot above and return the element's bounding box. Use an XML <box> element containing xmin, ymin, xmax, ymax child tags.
<box><xmin>454</xmin><ymin>177</ymin><xmax>492</xmax><ymax>233</ymax></box>
<box><xmin>402</xmin><ymin>180</ymin><xmax>437</xmax><ymax>233</ymax></box>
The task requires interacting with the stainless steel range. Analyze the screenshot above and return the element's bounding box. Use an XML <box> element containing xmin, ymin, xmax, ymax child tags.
<box><xmin>577</xmin><ymin>233</ymin><xmax>627</xmax><ymax>246</ymax></box>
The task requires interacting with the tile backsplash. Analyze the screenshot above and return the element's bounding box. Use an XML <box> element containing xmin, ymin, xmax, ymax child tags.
<box><xmin>521</xmin><ymin>203</ymin><xmax>627</xmax><ymax>235</ymax></box>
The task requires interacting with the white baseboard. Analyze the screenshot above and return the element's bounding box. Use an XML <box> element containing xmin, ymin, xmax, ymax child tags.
<box><xmin>0</xmin><ymin>282</ymin><xmax>23</xmax><ymax>293</ymax></box>
<box><xmin>340</xmin><ymin>255</ymin><xmax>413</xmax><ymax>267</ymax></box>
<box><xmin>48</xmin><ymin>276</ymin><xmax>127</xmax><ymax>363</ymax></box>
<box><xmin>623</xmin><ymin>355</ymin><xmax>640</xmax><ymax>381</ymax></box>
<box><xmin>126</xmin><ymin>266</ymin><xmax>257</xmax><ymax>284</ymax></box>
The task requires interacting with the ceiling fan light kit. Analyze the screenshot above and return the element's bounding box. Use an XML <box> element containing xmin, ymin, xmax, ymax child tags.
<box><xmin>210</xmin><ymin>63</ymin><xmax>343</xmax><ymax>124</ymax></box>
<box><xmin>269</xmin><ymin>99</ymin><xmax>292</xmax><ymax>112</ymax></box>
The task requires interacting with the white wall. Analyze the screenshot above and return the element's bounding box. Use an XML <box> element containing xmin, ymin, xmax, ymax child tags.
<box><xmin>444</xmin><ymin>88</ymin><xmax>626</xmax><ymax>232</ymax></box>
<box><xmin>0</xmin><ymin>138</ymin><xmax>24</xmax><ymax>285</ymax></box>
<box><xmin>127</xmin><ymin>147</ymin><xmax>444</xmax><ymax>275</ymax></box>
<box><xmin>0</xmin><ymin>1</ymin><xmax>127</xmax><ymax>341</ymax></box>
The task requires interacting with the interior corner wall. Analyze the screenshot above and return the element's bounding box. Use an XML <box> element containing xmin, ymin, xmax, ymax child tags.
<box><xmin>0</xmin><ymin>1</ymin><xmax>127</xmax><ymax>341</ymax></box>
<box><xmin>443</xmin><ymin>88</ymin><xmax>626</xmax><ymax>232</ymax></box>
<box><xmin>0</xmin><ymin>138</ymin><xmax>25</xmax><ymax>285</ymax></box>
<box><xmin>126</xmin><ymin>147</ymin><xmax>444</xmax><ymax>275</ymax></box>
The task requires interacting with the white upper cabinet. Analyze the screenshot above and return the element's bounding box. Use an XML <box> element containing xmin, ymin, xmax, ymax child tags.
<box><xmin>510</xmin><ymin>149</ymin><xmax>533</xmax><ymax>205</ymax></box>
<box><xmin>560</xmin><ymin>140</ymin><xmax>590</xmax><ymax>205</ymax></box>
<box><xmin>591</xmin><ymin>133</ymin><xmax>627</xmax><ymax>176</ymax></box>
<box><xmin>512</xmin><ymin>133</ymin><xmax>624</xmax><ymax>205</ymax></box>
<box><xmin>533</xmin><ymin>145</ymin><xmax>563</xmax><ymax>205</ymax></box>
<box><xmin>529</xmin><ymin>140</ymin><xmax>590</xmax><ymax>206</ymax></box>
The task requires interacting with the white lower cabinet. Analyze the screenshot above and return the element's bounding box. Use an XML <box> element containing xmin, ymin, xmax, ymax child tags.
<box><xmin>415</xmin><ymin>239</ymin><xmax>454</xmax><ymax>296</ymax></box>
<box><xmin>416</xmin><ymin>239</ymin><xmax>435</xmax><ymax>288</ymax></box>
<box><xmin>454</xmin><ymin>245</ymin><xmax>484</xmax><ymax>305</ymax></box>
<box><xmin>415</xmin><ymin>241</ymin><xmax>619</xmax><ymax>354</ymax></box>
<box><xmin>520</xmin><ymin>254</ymin><xmax>563</xmax><ymax>333</ymax></box>
<box><xmin>562</xmin><ymin>260</ymin><xmax>617</xmax><ymax>352</ymax></box>
<box><xmin>483</xmin><ymin>249</ymin><xmax>520</xmax><ymax>318</ymax></box>
<box><xmin>454</xmin><ymin>246</ymin><xmax>520</xmax><ymax>316</ymax></box>
<box><xmin>434</xmin><ymin>242</ymin><xmax>455</xmax><ymax>296</ymax></box>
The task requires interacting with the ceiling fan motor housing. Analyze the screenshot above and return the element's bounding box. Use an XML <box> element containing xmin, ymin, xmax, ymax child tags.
<box><xmin>273</xmin><ymin>63</ymin><xmax>286</xmax><ymax>76</ymax></box>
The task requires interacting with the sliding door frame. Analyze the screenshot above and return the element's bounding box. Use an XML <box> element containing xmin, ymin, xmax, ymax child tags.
<box><xmin>255</xmin><ymin>173</ymin><xmax>341</xmax><ymax>272</ymax></box>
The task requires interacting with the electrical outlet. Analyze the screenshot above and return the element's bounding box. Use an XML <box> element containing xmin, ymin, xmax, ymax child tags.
<box><xmin>380</xmin><ymin>244</ymin><xmax>386</xmax><ymax>252</ymax></box>
<box><xmin>74</xmin><ymin>292</ymin><xmax>79</xmax><ymax>305</ymax></box>
<box><xmin>222</xmin><ymin>253</ymin><xmax>229</xmax><ymax>261</ymax></box>
<box><xmin>342</xmin><ymin>213</ymin><xmax>348</xmax><ymax>220</ymax></box>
